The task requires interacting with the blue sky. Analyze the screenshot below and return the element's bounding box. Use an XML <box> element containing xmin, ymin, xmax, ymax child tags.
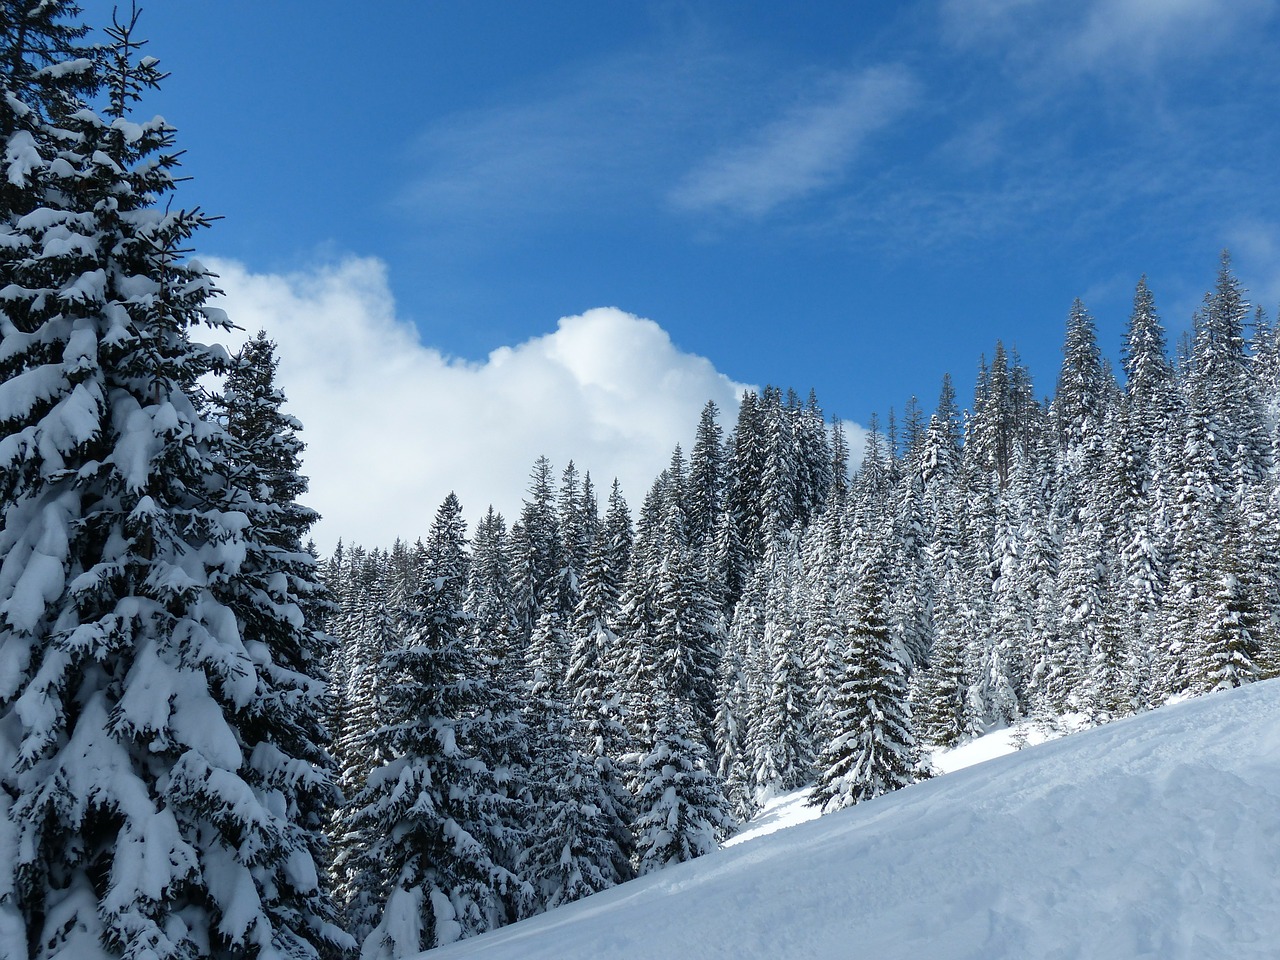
<box><xmin>73</xmin><ymin>1</ymin><xmax>1280</xmax><ymax>544</ymax></box>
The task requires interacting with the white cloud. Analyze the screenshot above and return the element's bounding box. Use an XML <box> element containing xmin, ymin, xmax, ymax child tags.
<box><xmin>206</xmin><ymin>257</ymin><xmax>750</xmax><ymax>552</ymax></box>
<box><xmin>839</xmin><ymin>420</ymin><xmax>870</xmax><ymax>473</ymax></box>
<box><xmin>670</xmin><ymin>65</ymin><xmax>920</xmax><ymax>218</ymax></box>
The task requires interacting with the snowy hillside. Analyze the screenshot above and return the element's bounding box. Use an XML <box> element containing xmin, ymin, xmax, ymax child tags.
<box><xmin>421</xmin><ymin>682</ymin><xmax>1280</xmax><ymax>960</ymax></box>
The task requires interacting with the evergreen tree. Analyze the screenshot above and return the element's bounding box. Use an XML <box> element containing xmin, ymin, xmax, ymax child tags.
<box><xmin>555</xmin><ymin>461</ymin><xmax>587</xmax><ymax>618</ymax></box>
<box><xmin>651</xmin><ymin>499</ymin><xmax>720</xmax><ymax>745</ymax></box>
<box><xmin>917</xmin><ymin>483</ymin><xmax>969</xmax><ymax>744</ymax></box>
<box><xmin>794</xmin><ymin>390</ymin><xmax>834</xmax><ymax>525</ymax></box>
<box><xmin>919</xmin><ymin>374</ymin><xmax>962</xmax><ymax>489</ymax></box>
<box><xmin>1198</xmin><ymin>252</ymin><xmax>1267</xmax><ymax>493</ymax></box>
<box><xmin>718</xmin><ymin>569</ymin><xmax>766</xmax><ymax>818</ymax></box>
<box><xmin>463</xmin><ymin>508</ymin><xmax>533</xmax><ymax>912</ymax></box>
<box><xmin>711</xmin><ymin>628</ymin><xmax>755</xmax><ymax>823</ymax></box>
<box><xmin>809</xmin><ymin>545</ymin><xmax>919</xmax><ymax>813</ymax></box>
<box><xmin>467</xmin><ymin>508</ymin><xmax>522</xmax><ymax>698</ymax></box>
<box><xmin>632</xmin><ymin>696</ymin><xmax>733</xmax><ymax>875</ymax></box>
<box><xmin>0</xmin><ymin>12</ymin><xmax>347</xmax><ymax>957</ymax></box>
<box><xmin>1163</xmin><ymin>279</ymin><xmax>1244</xmax><ymax>697</ymax></box>
<box><xmin>213</xmin><ymin>330</ymin><xmax>346</xmax><ymax>953</ymax></box>
<box><xmin>728</xmin><ymin>391</ymin><xmax>766</xmax><ymax>564</ymax></box>
<box><xmin>801</xmin><ymin>547</ymin><xmax>844</xmax><ymax>744</ymax></box>
<box><xmin>351</xmin><ymin>497</ymin><xmax>527</xmax><ymax>957</ymax></box>
<box><xmin>889</xmin><ymin>468</ymin><xmax>933</xmax><ymax>671</ymax></box>
<box><xmin>601</xmin><ymin>479</ymin><xmax>633</xmax><ymax>592</ymax></box>
<box><xmin>1188</xmin><ymin>537</ymin><xmax>1267</xmax><ymax>694</ymax></box>
<box><xmin>565</xmin><ymin>536</ymin><xmax>636</xmax><ymax>885</ymax></box>
<box><xmin>330</xmin><ymin>552</ymin><xmax>402</xmax><ymax>930</ymax></box>
<box><xmin>747</xmin><ymin>537</ymin><xmax>812</xmax><ymax>800</ymax></box>
<box><xmin>510</xmin><ymin>456</ymin><xmax>562</xmax><ymax>640</ymax></box>
<box><xmin>520</xmin><ymin>613</ymin><xmax>624</xmax><ymax>910</ymax></box>
<box><xmin>1053</xmin><ymin>505</ymin><xmax>1107</xmax><ymax>713</ymax></box>
<box><xmin>686</xmin><ymin>400</ymin><xmax>724</xmax><ymax>554</ymax></box>
<box><xmin>972</xmin><ymin>342</ymin><xmax>1018</xmax><ymax>486</ymax></box>
<box><xmin>1052</xmin><ymin>299</ymin><xmax>1109</xmax><ymax>463</ymax></box>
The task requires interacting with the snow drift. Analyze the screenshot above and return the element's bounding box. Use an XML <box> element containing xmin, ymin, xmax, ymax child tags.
<box><xmin>421</xmin><ymin>681</ymin><xmax>1280</xmax><ymax>959</ymax></box>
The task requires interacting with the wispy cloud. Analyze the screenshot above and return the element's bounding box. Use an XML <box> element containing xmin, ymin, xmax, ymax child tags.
<box><xmin>1067</xmin><ymin>0</ymin><xmax>1276</xmax><ymax>70</ymax></box>
<box><xmin>669</xmin><ymin>65</ymin><xmax>920</xmax><ymax>219</ymax></box>
<box><xmin>839</xmin><ymin>0</ymin><xmax>1280</xmax><ymax>262</ymax></box>
<box><xmin>938</xmin><ymin>0</ymin><xmax>1048</xmax><ymax>49</ymax></box>
<box><xmin>941</xmin><ymin>0</ymin><xmax>1276</xmax><ymax>76</ymax></box>
<box><xmin>399</xmin><ymin>39</ymin><xmax>733</xmax><ymax>232</ymax></box>
<box><xmin>828</xmin><ymin>137</ymin><xmax>1245</xmax><ymax>263</ymax></box>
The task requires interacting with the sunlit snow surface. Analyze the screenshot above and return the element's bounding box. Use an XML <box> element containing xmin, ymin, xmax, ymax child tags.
<box><xmin>724</xmin><ymin>715</ymin><xmax>1084</xmax><ymax>848</ymax></box>
<box><xmin>421</xmin><ymin>683</ymin><xmax>1280</xmax><ymax>959</ymax></box>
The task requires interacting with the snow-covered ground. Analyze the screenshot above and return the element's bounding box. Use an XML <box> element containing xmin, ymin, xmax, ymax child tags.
<box><xmin>725</xmin><ymin>712</ymin><xmax>1086</xmax><ymax>848</ymax></box>
<box><xmin>420</xmin><ymin>681</ymin><xmax>1280</xmax><ymax>959</ymax></box>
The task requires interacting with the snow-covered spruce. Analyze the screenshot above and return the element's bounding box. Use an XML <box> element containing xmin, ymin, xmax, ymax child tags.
<box><xmin>0</xmin><ymin>8</ymin><xmax>345</xmax><ymax>959</ymax></box>
<box><xmin>520</xmin><ymin>612</ymin><xmax>626</xmax><ymax>909</ymax></box>
<box><xmin>348</xmin><ymin>495</ymin><xmax>528</xmax><ymax>958</ymax></box>
<box><xmin>809</xmin><ymin>539</ymin><xmax>919</xmax><ymax>814</ymax></box>
<box><xmin>632</xmin><ymin>695</ymin><xmax>733</xmax><ymax>874</ymax></box>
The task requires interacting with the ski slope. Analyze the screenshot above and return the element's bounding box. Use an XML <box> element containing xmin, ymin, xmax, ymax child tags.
<box><xmin>421</xmin><ymin>680</ymin><xmax>1280</xmax><ymax>959</ymax></box>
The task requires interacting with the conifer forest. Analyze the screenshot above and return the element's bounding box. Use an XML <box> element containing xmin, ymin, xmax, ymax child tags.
<box><xmin>2</xmin><ymin>4</ymin><xmax>1279</xmax><ymax>959</ymax></box>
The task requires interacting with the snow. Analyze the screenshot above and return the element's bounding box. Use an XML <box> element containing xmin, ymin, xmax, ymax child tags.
<box><xmin>420</xmin><ymin>681</ymin><xmax>1280</xmax><ymax>959</ymax></box>
<box><xmin>726</xmin><ymin>715</ymin><xmax>1077</xmax><ymax>848</ymax></box>
<box><xmin>4</xmin><ymin>130</ymin><xmax>40</xmax><ymax>187</ymax></box>
<box><xmin>722</xmin><ymin>788</ymin><xmax>820</xmax><ymax>847</ymax></box>
<box><xmin>927</xmin><ymin>715</ymin><xmax>1083</xmax><ymax>776</ymax></box>
<box><xmin>34</xmin><ymin>58</ymin><xmax>95</xmax><ymax>80</ymax></box>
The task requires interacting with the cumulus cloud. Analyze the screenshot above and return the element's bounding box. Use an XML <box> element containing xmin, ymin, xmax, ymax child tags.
<box><xmin>205</xmin><ymin>257</ymin><xmax>750</xmax><ymax>552</ymax></box>
<box><xmin>670</xmin><ymin>65</ymin><xmax>920</xmax><ymax>218</ymax></box>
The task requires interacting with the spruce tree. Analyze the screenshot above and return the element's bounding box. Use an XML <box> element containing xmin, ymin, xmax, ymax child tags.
<box><xmin>1</xmin><ymin>11</ymin><xmax>346</xmax><ymax>957</ymax></box>
<box><xmin>913</xmin><ymin>489</ymin><xmax>970</xmax><ymax>745</ymax></box>
<box><xmin>1188</xmin><ymin>537</ymin><xmax>1267</xmax><ymax>694</ymax></box>
<box><xmin>213</xmin><ymin>330</ymin><xmax>346</xmax><ymax>954</ymax></box>
<box><xmin>350</xmin><ymin>496</ymin><xmax>527</xmax><ymax>957</ymax></box>
<box><xmin>566</xmin><ymin>531</ymin><xmax>636</xmax><ymax>882</ymax></box>
<box><xmin>632</xmin><ymin>696</ymin><xmax>733</xmax><ymax>875</ymax></box>
<box><xmin>520</xmin><ymin>613</ymin><xmax>623</xmax><ymax>910</ymax></box>
<box><xmin>510</xmin><ymin>457</ymin><xmax>562</xmax><ymax>640</ymax></box>
<box><xmin>555</xmin><ymin>461</ymin><xmax>587</xmax><ymax>618</ymax></box>
<box><xmin>728</xmin><ymin>391</ymin><xmax>766</xmax><ymax>564</ymax></box>
<box><xmin>889</xmin><ymin>468</ymin><xmax>933</xmax><ymax>671</ymax></box>
<box><xmin>747</xmin><ymin>537</ymin><xmax>812</xmax><ymax>800</ymax></box>
<box><xmin>652</xmin><ymin>498</ymin><xmax>720</xmax><ymax>745</ymax></box>
<box><xmin>809</xmin><ymin>545</ymin><xmax>919</xmax><ymax>814</ymax></box>
<box><xmin>463</xmin><ymin>508</ymin><xmax>533</xmax><ymax>913</ymax></box>
<box><xmin>919</xmin><ymin>374</ymin><xmax>962</xmax><ymax>489</ymax></box>
<box><xmin>712</xmin><ymin>630</ymin><xmax>755</xmax><ymax>823</ymax></box>
<box><xmin>718</xmin><ymin>569</ymin><xmax>766</xmax><ymax>818</ymax></box>
<box><xmin>686</xmin><ymin>400</ymin><xmax>724</xmax><ymax>555</ymax></box>
<box><xmin>330</xmin><ymin>552</ymin><xmax>402</xmax><ymax>931</ymax></box>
